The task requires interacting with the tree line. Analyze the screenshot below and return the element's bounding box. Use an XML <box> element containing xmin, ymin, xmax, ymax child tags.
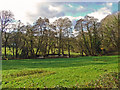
<box><xmin>0</xmin><ymin>10</ymin><xmax>119</xmax><ymax>59</ymax></box>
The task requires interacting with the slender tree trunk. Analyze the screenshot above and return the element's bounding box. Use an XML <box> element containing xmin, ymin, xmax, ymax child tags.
<box><xmin>81</xmin><ymin>50</ymin><xmax>84</xmax><ymax>56</ymax></box>
<box><xmin>16</xmin><ymin>45</ymin><xmax>18</xmax><ymax>58</ymax></box>
<box><xmin>58</xmin><ymin>29</ymin><xmax>62</xmax><ymax>56</ymax></box>
<box><xmin>5</xmin><ymin>43</ymin><xmax>7</xmax><ymax>57</ymax></box>
<box><xmin>87</xmin><ymin>25</ymin><xmax>94</xmax><ymax>55</ymax></box>
<box><xmin>78</xmin><ymin>40</ymin><xmax>84</xmax><ymax>56</ymax></box>
<box><xmin>62</xmin><ymin>44</ymin><xmax>64</xmax><ymax>55</ymax></box>
<box><xmin>51</xmin><ymin>47</ymin><xmax>54</xmax><ymax>54</ymax></box>
<box><xmin>57</xmin><ymin>37</ymin><xmax>59</xmax><ymax>54</ymax></box>
<box><xmin>0</xmin><ymin>31</ymin><xmax>1</xmax><ymax>90</ymax></box>
<box><xmin>81</xmin><ymin>24</ymin><xmax>91</xmax><ymax>55</ymax></box>
<box><xmin>68</xmin><ymin>45</ymin><xmax>70</xmax><ymax>57</ymax></box>
<box><xmin>44</xmin><ymin>42</ymin><xmax>47</xmax><ymax>56</ymax></box>
<box><xmin>13</xmin><ymin>43</ymin><xmax>14</xmax><ymax>58</ymax></box>
<box><xmin>68</xmin><ymin>38</ymin><xmax>70</xmax><ymax>57</ymax></box>
<box><xmin>53</xmin><ymin>44</ymin><xmax>55</xmax><ymax>54</ymax></box>
<box><xmin>84</xmin><ymin>50</ymin><xmax>88</xmax><ymax>56</ymax></box>
<box><xmin>118</xmin><ymin>16</ymin><xmax>120</xmax><ymax>55</ymax></box>
<box><xmin>0</xmin><ymin>31</ymin><xmax>2</xmax><ymax>60</ymax></box>
<box><xmin>48</xmin><ymin>46</ymin><xmax>50</xmax><ymax>55</ymax></box>
<box><xmin>36</xmin><ymin>48</ymin><xmax>39</xmax><ymax>56</ymax></box>
<box><xmin>47</xmin><ymin>30</ymin><xmax>50</xmax><ymax>55</ymax></box>
<box><xmin>4</xmin><ymin>32</ymin><xmax>7</xmax><ymax>57</ymax></box>
<box><xmin>30</xmin><ymin>40</ymin><xmax>34</xmax><ymax>57</ymax></box>
<box><xmin>36</xmin><ymin>37</ymin><xmax>40</xmax><ymax>56</ymax></box>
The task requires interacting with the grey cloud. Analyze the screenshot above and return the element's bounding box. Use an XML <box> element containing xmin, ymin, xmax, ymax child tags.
<box><xmin>26</xmin><ymin>2</ymin><xmax>88</xmax><ymax>24</ymax></box>
<box><xmin>27</xmin><ymin>2</ymin><xmax>65</xmax><ymax>23</ymax></box>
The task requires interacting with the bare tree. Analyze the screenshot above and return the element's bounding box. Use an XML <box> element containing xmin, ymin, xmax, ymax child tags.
<box><xmin>0</xmin><ymin>10</ymin><xmax>14</xmax><ymax>60</ymax></box>
<box><xmin>75</xmin><ymin>18</ymin><xmax>91</xmax><ymax>55</ymax></box>
<box><xmin>34</xmin><ymin>17</ymin><xmax>49</xmax><ymax>57</ymax></box>
<box><xmin>63</xmin><ymin>18</ymin><xmax>72</xmax><ymax>57</ymax></box>
<box><xmin>53</xmin><ymin>17</ymin><xmax>72</xmax><ymax>56</ymax></box>
<box><xmin>0</xmin><ymin>30</ymin><xmax>1</xmax><ymax>60</ymax></box>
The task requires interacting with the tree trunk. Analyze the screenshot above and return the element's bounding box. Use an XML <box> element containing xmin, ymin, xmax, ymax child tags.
<box><xmin>53</xmin><ymin>44</ymin><xmax>55</xmax><ymax>54</ymax></box>
<box><xmin>4</xmin><ymin>32</ymin><xmax>7</xmax><ymax>57</ymax></box>
<box><xmin>48</xmin><ymin>46</ymin><xmax>50</xmax><ymax>55</ymax></box>
<box><xmin>30</xmin><ymin>40</ymin><xmax>34</xmax><ymax>57</ymax></box>
<box><xmin>87</xmin><ymin>25</ymin><xmax>94</xmax><ymax>55</ymax></box>
<box><xmin>58</xmin><ymin>30</ymin><xmax>62</xmax><ymax>56</ymax></box>
<box><xmin>68</xmin><ymin>38</ymin><xmax>70</xmax><ymax>57</ymax></box>
<box><xmin>81</xmin><ymin>25</ymin><xmax>91</xmax><ymax>55</ymax></box>
<box><xmin>36</xmin><ymin>48</ymin><xmax>39</xmax><ymax>56</ymax></box>
<box><xmin>5</xmin><ymin>42</ymin><xmax>7</xmax><ymax>57</ymax></box>
<box><xmin>36</xmin><ymin>37</ymin><xmax>40</xmax><ymax>56</ymax></box>
<box><xmin>0</xmin><ymin>31</ymin><xmax>2</xmax><ymax>60</ymax></box>
<box><xmin>16</xmin><ymin>45</ymin><xmax>18</xmax><ymax>58</ymax></box>
<box><xmin>13</xmin><ymin>43</ymin><xmax>14</xmax><ymax>58</ymax></box>
<box><xmin>62</xmin><ymin>44</ymin><xmax>64</xmax><ymax>55</ymax></box>
<box><xmin>81</xmin><ymin>50</ymin><xmax>84</xmax><ymax>56</ymax></box>
<box><xmin>44</xmin><ymin>42</ymin><xmax>47</xmax><ymax>56</ymax></box>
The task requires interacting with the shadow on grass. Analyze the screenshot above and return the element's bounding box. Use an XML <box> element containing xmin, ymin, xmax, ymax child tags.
<box><xmin>2</xmin><ymin>56</ymin><xmax>118</xmax><ymax>70</ymax></box>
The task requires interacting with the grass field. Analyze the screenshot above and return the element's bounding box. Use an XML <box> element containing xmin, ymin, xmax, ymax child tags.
<box><xmin>2</xmin><ymin>55</ymin><xmax>118</xmax><ymax>88</ymax></box>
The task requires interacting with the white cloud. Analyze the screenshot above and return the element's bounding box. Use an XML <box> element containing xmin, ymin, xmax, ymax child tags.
<box><xmin>88</xmin><ymin>7</ymin><xmax>112</xmax><ymax>22</ymax></box>
<box><xmin>0</xmin><ymin>1</ymin><xmax>64</xmax><ymax>24</ymax></box>
<box><xmin>63</xmin><ymin>16</ymin><xmax>84</xmax><ymax>21</ymax></box>
<box><xmin>77</xmin><ymin>6</ymin><xmax>84</xmax><ymax>11</ymax></box>
<box><xmin>0</xmin><ymin>1</ymin><xmax>113</xmax><ymax>25</ymax></box>
<box><xmin>26</xmin><ymin>3</ymin><xmax>66</xmax><ymax>24</ymax></box>
<box><xmin>49</xmin><ymin>16</ymin><xmax>83</xmax><ymax>23</ymax></box>
<box><xmin>68</xmin><ymin>4</ymin><xmax>73</xmax><ymax>8</ymax></box>
<box><xmin>106</xmin><ymin>3</ymin><xmax>113</xmax><ymax>7</ymax></box>
<box><xmin>49</xmin><ymin>17</ymin><xmax>59</xmax><ymax>23</ymax></box>
<box><xmin>49</xmin><ymin>5</ymin><xmax>62</xmax><ymax>12</ymax></box>
<box><xmin>0</xmin><ymin>0</ymin><xmax>41</xmax><ymax>24</ymax></box>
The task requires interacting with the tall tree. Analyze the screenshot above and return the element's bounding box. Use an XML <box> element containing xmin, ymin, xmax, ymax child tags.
<box><xmin>75</xmin><ymin>18</ymin><xmax>91</xmax><ymax>55</ymax></box>
<box><xmin>0</xmin><ymin>10</ymin><xmax>14</xmax><ymax>60</ymax></box>
<box><xmin>11</xmin><ymin>20</ymin><xmax>24</xmax><ymax>58</ymax></box>
<box><xmin>53</xmin><ymin>17</ymin><xmax>72</xmax><ymax>56</ymax></box>
<box><xmin>63</xmin><ymin>18</ymin><xmax>72</xmax><ymax>57</ymax></box>
<box><xmin>34</xmin><ymin>17</ymin><xmax>49</xmax><ymax>57</ymax></box>
<box><xmin>100</xmin><ymin>12</ymin><xmax>119</xmax><ymax>52</ymax></box>
<box><xmin>75</xmin><ymin>16</ymin><xmax>101</xmax><ymax>56</ymax></box>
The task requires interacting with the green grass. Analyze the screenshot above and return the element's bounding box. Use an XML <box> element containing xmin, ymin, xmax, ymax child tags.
<box><xmin>2</xmin><ymin>55</ymin><xmax>118</xmax><ymax>88</ymax></box>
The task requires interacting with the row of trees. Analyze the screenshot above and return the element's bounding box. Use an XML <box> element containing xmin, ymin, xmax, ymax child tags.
<box><xmin>0</xmin><ymin>10</ymin><xmax>119</xmax><ymax>59</ymax></box>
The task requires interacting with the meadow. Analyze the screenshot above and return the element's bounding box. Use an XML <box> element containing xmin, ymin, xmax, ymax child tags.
<box><xmin>2</xmin><ymin>55</ymin><xmax>118</xmax><ymax>88</ymax></box>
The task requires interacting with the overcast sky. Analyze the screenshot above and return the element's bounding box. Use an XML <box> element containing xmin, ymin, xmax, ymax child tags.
<box><xmin>0</xmin><ymin>0</ymin><xmax>118</xmax><ymax>25</ymax></box>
